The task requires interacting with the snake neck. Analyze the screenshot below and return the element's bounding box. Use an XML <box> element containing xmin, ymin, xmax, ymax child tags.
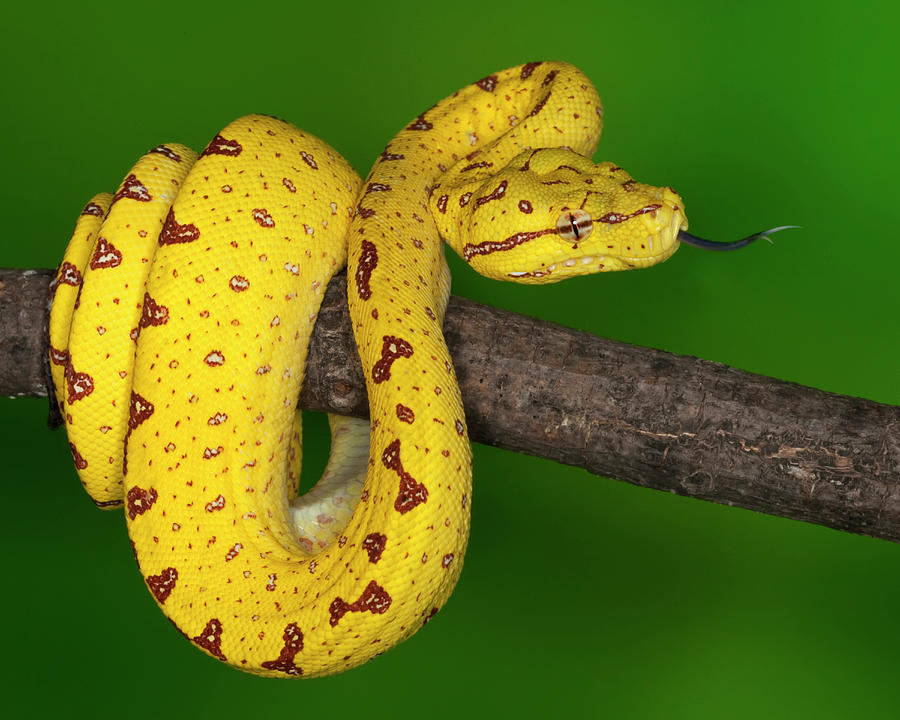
<box><xmin>352</xmin><ymin>62</ymin><xmax>603</xmax><ymax>293</ymax></box>
<box><xmin>337</xmin><ymin>64</ymin><xmax>603</xmax><ymax>637</ymax></box>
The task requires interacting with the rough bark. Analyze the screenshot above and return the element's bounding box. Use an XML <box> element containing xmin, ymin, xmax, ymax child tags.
<box><xmin>0</xmin><ymin>269</ymin><xmax>53</xmax><ymax>399</ymax></box>
<box><xmin>2</xmin><ymin>267</ymin><xmax>899</xmax><ymax>542</ymax></box>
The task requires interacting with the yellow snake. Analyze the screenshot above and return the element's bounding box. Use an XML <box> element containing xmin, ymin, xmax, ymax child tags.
<box><xmin>49</xmin><ymin>61</ymin><xmax>699</xmax><ymax>677</ymax></box>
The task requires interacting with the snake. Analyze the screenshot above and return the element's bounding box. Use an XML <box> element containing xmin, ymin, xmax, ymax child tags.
<box><xmin>48</xmin><ymin>61</ymin><xmax>774</xmax><ymax>677</ymax></box>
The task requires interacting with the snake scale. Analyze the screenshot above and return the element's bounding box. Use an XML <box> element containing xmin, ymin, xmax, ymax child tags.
<box><xmin>48</xmin><ymin>61</ymin><xmax>756</xmax><ymax>677</ymax></box>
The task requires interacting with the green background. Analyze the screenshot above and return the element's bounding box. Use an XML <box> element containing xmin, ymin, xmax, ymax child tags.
<box><xmin>1</xmin><ymin>1</ymin><xmax>898</xmax><ymax>717</ymax></box>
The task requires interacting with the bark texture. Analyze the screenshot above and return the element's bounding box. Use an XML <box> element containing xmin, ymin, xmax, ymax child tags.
<box><xmin>3</xmin><ymin>267</ymin><xmax>899</xmax><ymax>542</ymax></box>
<box><xmin>0</xmin><ymin>269</ymin><xmax>53</xmax><ymax>399</ymax></box>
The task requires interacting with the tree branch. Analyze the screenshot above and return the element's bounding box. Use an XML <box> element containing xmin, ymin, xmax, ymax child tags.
<box><xmin>3</xmin><ymin>267</ymin><xmax>899</xmax><ymax>541</ymax></box>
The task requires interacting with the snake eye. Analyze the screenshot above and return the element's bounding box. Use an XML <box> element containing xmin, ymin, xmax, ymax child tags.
<box><xmin>556</xmin><ymin>209</ymin><xmax>593</xmax><ymax>243</ymax></box>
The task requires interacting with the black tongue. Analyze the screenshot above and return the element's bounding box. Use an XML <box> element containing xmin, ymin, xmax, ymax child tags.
<box><xmin>677</xmin><ymin>225</ymin><xmax>799</xmax><ymax>251</ymax></box>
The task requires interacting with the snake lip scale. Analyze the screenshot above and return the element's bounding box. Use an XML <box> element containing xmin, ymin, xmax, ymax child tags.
<box><xmin>48</xmin><ymin>61</ymin><xmax>767</xmax><ymax>677</ymax></box>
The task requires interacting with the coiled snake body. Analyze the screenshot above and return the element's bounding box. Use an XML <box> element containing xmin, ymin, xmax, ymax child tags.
<box><xmin>49</xmin><ymin>62</ymin><xmax>690</xmax><ymax>676</ymax></box>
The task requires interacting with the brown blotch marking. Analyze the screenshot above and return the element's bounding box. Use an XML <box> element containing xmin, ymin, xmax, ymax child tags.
<box><xmin>459</xmin><ymin>192</ymin><xmax>472</xmax><ymax>207</ymax></box>
<box><xmin>81</xmin><ymin>202</ymin><xmax>104</xmax><ymax>216</ymax></box>
<box><xmin>366</xmin><ymin>182</ymin><xmax>392</xmax><ymax>193</ymax></box>
<box><xmin>356</xmin><ymin>204</ymin><xmax>375</xmax><ymax>219</ymax></box>
<box><xmin>192</xmin><ymin>618</ymin><xmax>226</xmax><ymax>661</ymax></box>
<box><xmin>150</xmin><ymin>145</ymin><xmax>181</xmax><ymax>162</ymax></box>
<box><xmin>229</xmin><ymin>275</ymin><xmax>250</xmax><ymax>292</ymax></box>
<box><xmin>442</xmin><ymin>553</ymin><xmax>454</xmax><ymax>569</ymax></box>
<box><xmin>139</xmin><ymin>292</ymin><xmax>168</xmax><ymax>328</ymax></box>
<box><xmin>382</xmin><ymin>439</ymin><xmax>428</xmax><ymax>514</ymax></box>
<box><xmin>225</xmin><ymin>543</ymin><xmax>242</xmax><ymax>561</ymax></box>
<box><xmin>518</xmin><ymin>199</ymin><xmax>533</xmax><ymax>214</ymax></box>
<box><xmin>476</xmin><ymin>74</ymin><xmax>498</xmax><ymax>92</ymax></box>
<box><xmin>146</xmin><ymin>567</ymin><xmax>178</xmax><ymax>604</ymax></box>
<box><xmin>282</xmin><ymin>177</ymin><xmax>296</xmax><ymax>193</ymax></box>
<box><xmin>436</xmin><ymin>194</ymin><xmax>448</xmax><ymax>214</ymax></box>
<box><xmin>261</xmin><ymin>623</ymin><xmax>304</xmax><ymax>676</ymax></box>
<box><xmin>69</xmin><ymin>442</ymin><xmax>87</xmax><ymax>470</ymax></box>
<box><xmin>204</xmin><ymin>351</ymin><xmax>225</xmax><ymax>366</ymax></box>
<box><xmin>89</xmin><ymin>237</ymin><xmax>122</xmax><ymax>269</ymax></box>
<box><xmin>64</xmin><ymin>362</ymin><xmax>93</xmax><ymax>403</ymax></box>
<box><xmin>126</xmin><ymin>485</ymin><xmax>158</xmax><ymax>520</ymax></box>
<box><xmin>519</xmin><ymin>149</ymin><xmax>539</xmax><ymax>172</ymax></box>
<box><xmin>355</xmin><ymin>239</ymin><xmax>378</xmax><ymax>300</ymax></box>
<box><xmin>541</xmin><ymin>70</ymin><xmax>558</xmax><ymax>88</ymax></box>
<box><xmin>598</xmin><ymin>204</ymin><xmax>662</xmax><ymax>225</ymax></box>
<box><xmin>50</xmin><ymin>346</ymin><xmax>68</xmax><ymax>366</ymax></box>
<box><xmin>113</xmin><ymin>174</ymin><xmax>152</xmax><ymax>203</ymax></box>
<box><xmin>201</xmin><ymin>134</ymin><xmax>242</xmax><ymax>157</ymax></box>
<box><xmin>205</xmin><ymin>494</ymin><xmax>226</xmax><ymax>512</ymax></box>
<box><xmin>128</xmin><ymin>392</ymin><xmax>154</xmax><ymax>428</ymax></box>
<box><xmin>455</xmin><ymin>419</ymin><xmax>465</xmax><ymax>436</ymax></box>
<box><xmin>207</xmin><ymin>412</ymin><xmax>226</xmax><ymax>426</ymax></box>
<box><xmin>396</xmin><ymin>403</ymin><xmax>415</xmax><ymax>424</ymax></box>
<box><xmin>380</xmin><ymin>149</ymin><xmax>405</xmax><ymax>161</ymax></box>
<box><xmin>159</xmin><ymin>208</ymin><xmax>200</xmax><ymax>245</ymax></box>
<box><xmin>300</xmin><ymin>151</ymin><xmax>318</xmax><ymax>169</ymax></box>
<box><xmin>328</xmin><ymin>580</ymin><xmax>393</xmax><ymax>627</ymax></box>
<box><xmin>463</xmin><ymin>227</ymin><xmax>558</xmax><ymax>262</ymax></box>
<box><xmin>520</xmin><ymin>61</ymin><xmax>542</xmax><ymax>79</ymax></box>
<box><xmin>122</xmin><ymin>391</ymin><xmax>155</xmax><ymax>476</ymax></box>
<box><xmin>407</xmin><ymin>115</ymin><xmax>433</xmax><ymax>131</ymax></box>
<box><xmin>475</xmin><ymin>179</ymin><xmax>507</xmax><ymax>206</ymax></box>
<box><xmin>252</xmin><ymin>208</ymin><xmax>275</xmax><ymax>228</ymax></box>
<box><xmin>57</xmin><ymin>261</ymin><xmax>82</xmax><ymax>286</ymax></box>
<box><xmin>372</xmin><ymin>336</ymin><xmax>413</xmax><ymax>384</ymax></box>
<box><xmin>462</xmin><ymin>161</ymin><xmax>493</xmax><ymax>172</ymax></box>
<box><xmin>362</xmin><ymin>532</ymin><xmax>387</xmax><ymax>563</ymax></box>
<box><xmin>528</xmin><ymin>93</ymin><xmax>550</xmax><ymax>118</ymax></box>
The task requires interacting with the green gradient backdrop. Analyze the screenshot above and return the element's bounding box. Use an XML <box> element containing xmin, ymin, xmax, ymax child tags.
<box><xmin>2</xmin><ymin>1</ymin><xmax>898</xmax><ymax>717</ymax></box>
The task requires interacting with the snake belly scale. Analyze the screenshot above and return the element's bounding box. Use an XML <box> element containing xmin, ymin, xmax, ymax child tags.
<box><xmin>49</xmin><ymin>62</ymin><xmax>688</xmax><ymax>676</ymax></box>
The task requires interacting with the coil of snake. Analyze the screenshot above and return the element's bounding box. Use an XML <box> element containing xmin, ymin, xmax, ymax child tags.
<box><xmin>48</xmin><ymin>61</ymin><xmax>778</xmax><ymax>677</ymax></box>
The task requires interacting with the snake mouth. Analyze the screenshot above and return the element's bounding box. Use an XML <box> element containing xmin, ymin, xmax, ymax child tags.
<box><xmin>504</xmin><ymin>238</ymin><xmax>681</xmax><ymax>281</ymax></box>
<box><xmin>505</xmin><ymin>205</ymin><xmax>685</xmax><ymax>280</ymax></box>
<box><xmin>590</xmin><ymin>195</ymin><xmax>686</xmax><ymax>270</ymax></box>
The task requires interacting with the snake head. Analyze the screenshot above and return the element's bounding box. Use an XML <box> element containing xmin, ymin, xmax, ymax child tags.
<box><xmin>441</xmin><ymin>148</ymin><xmax>688</xmax><ymax>283</ymax></box>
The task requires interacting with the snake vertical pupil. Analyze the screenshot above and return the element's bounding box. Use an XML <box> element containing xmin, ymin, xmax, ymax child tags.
<box><xmin>556</xmin><ymin>208</ymin><xmax>593</xmax><ymax>243</ymax></box>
